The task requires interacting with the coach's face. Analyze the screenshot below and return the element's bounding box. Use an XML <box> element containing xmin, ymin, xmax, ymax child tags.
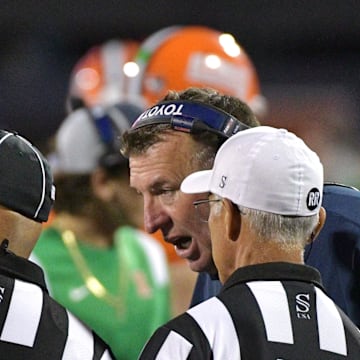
<box><xmin>129</xmin><ymin>131</ymin><xmax>217</xmax><ymax>275</ymax></box>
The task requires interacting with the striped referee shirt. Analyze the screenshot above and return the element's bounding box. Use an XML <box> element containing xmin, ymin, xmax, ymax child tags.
<box><xmin>140</xmin><ymin>262</ymin><xmax>360</xmax><ymax>359</ymax></box>
<box><xmin>0</xmin><ymin>241</ymin><xmax>115</xmax><ymax>359</ymax></box>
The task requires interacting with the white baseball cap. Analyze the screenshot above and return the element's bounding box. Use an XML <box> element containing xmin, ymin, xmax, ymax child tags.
<box><xmin>51</xmin><ymin>102</ymin><xmax>143</xmax><ymax>174</ymax></box>
<box><xmin>181</xmin><ymin>126</ymin><xmax>324</xmax><ymax>216</ymax></box>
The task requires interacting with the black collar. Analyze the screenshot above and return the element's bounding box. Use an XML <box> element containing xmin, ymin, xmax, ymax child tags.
<box><xmin>222</xmin><ymin>262</ymin><xmax>324</xmax><ymax>293</ymax></box>
<box><xmin>0</xmin><ymin>239</ymin><xmax>47</xmax><ymax>292</ymax></box>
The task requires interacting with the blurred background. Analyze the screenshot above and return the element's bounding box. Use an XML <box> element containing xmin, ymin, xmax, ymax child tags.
<box><xmin>1</xmin><ymin>0</ymin><xmax>360</xmax><ymax>186</ymax></box>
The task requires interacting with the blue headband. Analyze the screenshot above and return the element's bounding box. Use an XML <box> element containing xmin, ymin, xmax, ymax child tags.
<box><xmin>131</xmin><ymin>100</ymin><xmax>249</xmax><ymax>138</ymax></box>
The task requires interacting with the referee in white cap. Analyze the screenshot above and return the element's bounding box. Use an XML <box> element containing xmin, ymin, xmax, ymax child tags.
<box><xmin>0</xmin><ymin>130</ymin><xmax>115</xmax><ymax>359</ymax></box>
<box><xmin>139</xmin><ymin>126</ymin><xmax>360</xmax><ymax>359</ymax></box>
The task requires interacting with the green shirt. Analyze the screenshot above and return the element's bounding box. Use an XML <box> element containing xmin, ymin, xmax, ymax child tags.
<box><xmin>32</xmin><ymin>226</ymin><xmax>171</xmax><ymax>360</ymax></box>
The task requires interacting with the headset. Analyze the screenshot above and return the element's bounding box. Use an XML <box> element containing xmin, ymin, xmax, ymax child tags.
<box><xmin>131</xmin><ymin>100</ymin><xmax>250</xmax><ymax>139</ymax></box>
<box><xmin>89</xmin><ymin>101</ymin><xmax>144</xmax><ymax>169</ymax></box>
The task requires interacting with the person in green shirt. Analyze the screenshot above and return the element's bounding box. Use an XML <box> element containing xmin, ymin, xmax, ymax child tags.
<box><xmin>31</xmin><ymin>102</ymin><xmax>171</xmax><ymax>360</ymax></box>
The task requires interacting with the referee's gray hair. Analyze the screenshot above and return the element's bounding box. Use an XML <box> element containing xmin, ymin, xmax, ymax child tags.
<box><xmin>238</xmin><ymin>205</ymin><xmax>319</xmax><ymax>248</ymax></box>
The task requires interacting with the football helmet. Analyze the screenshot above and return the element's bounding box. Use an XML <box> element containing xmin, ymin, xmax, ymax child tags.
<box><xmin>128</xmin><ymin>25</ymin><xmax>267</xmax><ymax>117</ymax></box>
<box><xmin>67</xmin><ymin>39</ymin><xmax>142</xmax><ymax>111</ymax></box>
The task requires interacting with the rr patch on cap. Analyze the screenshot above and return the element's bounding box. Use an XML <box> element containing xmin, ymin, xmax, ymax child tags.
<box><xmin>306</xmin><ymin>188</ymin><xmax>321</xmax><ymax>210</ymax></box>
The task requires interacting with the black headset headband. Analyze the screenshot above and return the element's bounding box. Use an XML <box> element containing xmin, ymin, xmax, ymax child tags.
<box><xmin>131</xmin><ymin>100</ymin><xmax>249</xmax><ymax>139</ymax></box>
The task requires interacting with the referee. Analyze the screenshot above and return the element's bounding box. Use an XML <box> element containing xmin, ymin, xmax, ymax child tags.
<box><xmin>0</xmin><ymin>130</ymin><xmax>114</xmax><ymax>359</ymax></box>
<box><xmin>140</xmin><ymin>127</ymin><xmax>360</xmax><ymax>359</ymax></box>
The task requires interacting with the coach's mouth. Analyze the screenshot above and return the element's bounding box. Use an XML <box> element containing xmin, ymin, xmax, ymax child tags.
<box><xmin>173</xmin><ymin>236</ymin><xmax>192</xmax><ymax>250</ymax></box>
<box><xmin>173</xmin><ymin>236</ymin><xmax>199</xmax><ymax>261</ymax></box>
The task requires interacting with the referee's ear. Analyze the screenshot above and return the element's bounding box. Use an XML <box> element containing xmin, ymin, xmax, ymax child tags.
<box><xmin>310</xmin><ymin>207</ymin><xmax>327</xmax><ymax>243</ymax></box>
<box><xmin>223</xmin><ymin>199</ymin><xmax>242</xmax><ymax>242</ymax></box>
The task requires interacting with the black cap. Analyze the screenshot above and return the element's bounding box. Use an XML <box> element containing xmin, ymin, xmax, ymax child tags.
<box><xmin>0</xmin><ymin>130</ymin><xmax>55</xmax><ymax>222</ymax></box>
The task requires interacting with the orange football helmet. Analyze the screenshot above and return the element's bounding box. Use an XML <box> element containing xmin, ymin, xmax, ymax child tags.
<box><xmin>128</xmin><ymin>25</ymin><xmax>267</xmax><ymax>117</ymax></box>
<box><xmin>67</xmin><ymin>39</ymin><xmax>142</xmax><ymax>111</ymax></box>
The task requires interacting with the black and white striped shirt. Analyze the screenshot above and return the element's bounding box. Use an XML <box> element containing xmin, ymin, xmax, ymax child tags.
<box><xmin>0</xmin><ymin>242</ymin><xmax>115</xmax><ymax>359</ymax></box>
<box><xmin>140</xmin><ymin>262</ymin><xmax>360</xmax><ymax>359</ymax></box>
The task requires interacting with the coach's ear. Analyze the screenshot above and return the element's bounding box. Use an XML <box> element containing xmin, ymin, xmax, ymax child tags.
<box><xmin>310</xmin><ymin>207</ymin><xmax>327</xmax><ymax>243</ymax></box>
<box><xmin>223</xmin><ymin>199</ymin><xmax>241</xmax><ymax>242</ymax></box>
